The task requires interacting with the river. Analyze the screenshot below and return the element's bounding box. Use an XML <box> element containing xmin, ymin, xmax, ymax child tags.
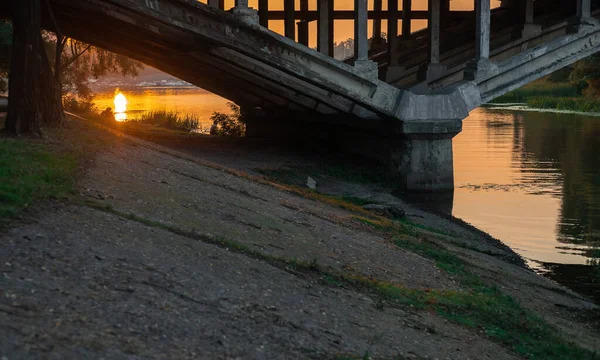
<box><xmin>94</xmin><ymin>87</ymin><xmax>600</xmax><ymax>302</ymax></box>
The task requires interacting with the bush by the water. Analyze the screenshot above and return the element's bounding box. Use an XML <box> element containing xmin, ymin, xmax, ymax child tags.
<box><xmin>527</xmin><ymin>97</ymin><xmax>600</xmax><ymax>112</ymax></box>
<box><xmin>209</xmin><ymin>102</ymin><xmax>245</xmax><ymax>137</ymax></box>
<box><xmin>133</xmin><ymin>111</ymin><xmax>200</xmax><ymax>131</ymax></box>
<box><xmin>63</xmin><ymin>95</ymin><xmax>98</xmax><ymax>115</ymax></box>
<box><xmin>492</xmin><ymin>82</ymin><xmax>581</xmax><ymax>103</ymax></box>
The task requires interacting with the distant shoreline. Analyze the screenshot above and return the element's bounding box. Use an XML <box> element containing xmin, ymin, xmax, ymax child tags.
<box><xmin>484</xmin><ymin>102</ymin><xmax>600</xmax><ymax>117</ymax></box>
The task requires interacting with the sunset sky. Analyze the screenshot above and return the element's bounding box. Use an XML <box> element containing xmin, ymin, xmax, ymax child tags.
<box><xmin>206</xmin><ymin>0</ymin><xmax>502</xmax><ymax>46</ymax></box>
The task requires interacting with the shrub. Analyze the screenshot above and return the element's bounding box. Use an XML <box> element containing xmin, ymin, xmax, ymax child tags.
<box><xmin>527</xmin><ymin>96</ymin><xmax>600</xmax><ymax>112</ymax></box>
<box><xmin>133</xmin><ymin>111</ymin><xmax>200</xmax><ymax>131</ymax></box>
<box><xmin>209</xmin><ymin>102</ymin><xmax>245</xmax><ymax>137</ymax></box>
<box><xmin>63</xmin><ymin>94</ymin><xmax>98</xmax><ymax>115</ymax></box>
<box><xmin>492</xmin><ymin>82</ymin><xmax>581</xmax><ymax>103</ymax></box>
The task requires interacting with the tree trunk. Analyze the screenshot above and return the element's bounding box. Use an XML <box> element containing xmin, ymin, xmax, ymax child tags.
<box><xmin>5</xmin><ymin>0</ymin><xmax>43</xmax><ymax>135</ymax></box>
<box><xmin>40</xmin><ymin>32</ymin><xmax>64</xmax><ymax>126</ymax></box>
<box><xmin>5</xmin><ymin>0</ymin><xmax>64</xmax><ymax>135</ymax></box>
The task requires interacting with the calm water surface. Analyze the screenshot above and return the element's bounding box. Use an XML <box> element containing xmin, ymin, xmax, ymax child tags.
<box><xmin>453</xmin><ymin>108</ymin><xmax>600</xmax><ymax>301</ymax></box>
<box><xmin>95</xmin><ymin>88</ymin><xmax>600</xmax><ymax>301</ymax></box>
<box><xmin>93</xmin><ymin>87</ymin><xmax>230</xmax><ymax>128</ymax></box>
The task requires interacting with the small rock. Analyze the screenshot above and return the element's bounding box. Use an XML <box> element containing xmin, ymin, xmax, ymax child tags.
<box><xmin>306</xmin><ymin>176</ymin><xmax>317</xmax><ymax>190</ymax></box>
<box><xmin>363</xmin><ymin>203</ymin><xmax>406</xmax><ymax>219</ymax></box>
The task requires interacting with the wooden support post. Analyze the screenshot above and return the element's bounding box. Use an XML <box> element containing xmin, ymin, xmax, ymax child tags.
<box><xmin>208</xmin><ymin>0</ymin><xmax>219</xmax><ymax>9</ymax></box>
<box><xmin>428</xmin><ymin>0</ymin><xmax>441</xmax><ymax>63</ymax></box>
<box><xmin>402</xmin><ymin>0</ymin><xmax>411</xmax><ymax>39</ymax></box>
<box><xmin>441</xmin><ymin>0</ymin><xmax>449</xmax><ymax>29</ymax></box>
<box><xmin>474</xmin><ymin>0</ymin><xmax>490</xmax><ymax>60</ymax></box>
<box><xmin>522</xmin><ymin>0</ymin><xmax>541</xmax><ymax>38</ymax></box>
<box><xmin>219</xmin><ymin>0</ymin><xmax>225</xmax><ymax>10</ymax></box>
<box><xmin>354</xmin><ymin>0</ymin><xmax>369</xmax><ymax>60</ymax></box>
<box><xmin>284</xmin><ymin>0</ymin><xmax>295</xmax><ymax>39</ymax></box>
<box><xmin>525</xmin><ymin>0</ymin><xmax>534</xmax><ymax>24</ymax></box>
<box><xmin>373</xmin><ymin>0</ymin><xmax>383</xmax><ymax>44</ymax></box>
<box><xmin>317</xmin><ymin>0</ymin><xmax>334</xmax><ymax>55</ymax></box>
<box><xmin>464</xmin><ymin>0</ymin><xmax>497</xmax><ymax>80</ymax></box>
<box><xmin>577</xmin><ymin>0</ymin><xmax>591</xmax><ymax>18</ymax></box>
<box><xmin>298</xmin><ymin>0</ymin><xmax>309</xmax><ymax>45</ymax></box>
<box><xmin>258</xmin><ymin>0</ymin><xmax>268</xmax><ymax>27</ymax></box>
<box><xmin>388</xmin><ymin>0</ymin><xmax>399</xmax><ymax>63</ymax></box>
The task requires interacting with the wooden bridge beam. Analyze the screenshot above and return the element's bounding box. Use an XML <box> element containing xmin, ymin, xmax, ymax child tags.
<box><xmin>317</xmin><ymin>0</ymin><xmax>334</xmax><ymax>55</ymax></box>
<box><xmin>284</xmin><ymin>0</ymin><xmax>295</xmax><ymax>39</ymax></box>
<box><xmin>372</xmin><ymin>0</ymin><xmax>383</xmax><ymax>44</ymax></box>
<box><xmin>298</xmin><ymin>0</ymin><xmax>309</xmax><ymax>45</ymax></box>
<box><xmin>474</xmin><ymin>0</ymin><xmax>490</xmax><ymax>60</ymax></box>
<box><xmin>354</xmin><ymin>0</ymin><xmax>369</xmax><ymax>61</ymax></box>
<box><xmin>258</xmin><ymin>0</ymin><xmax>268</xmax><ymax>27</ymax></box>
<box><xmin>522</xmin><ymin>0</ymin><xmax>541</xmax><ymax>38</ymax></box>
<box><xmin>577</xmin><ymin>0</ymin><xmax>591</xmax><ymax>18</ymax></box>
<box><xmin>388</xmin><ymin>0</ymin><xmax>399</xmax><ymax>65</ymax></box>
<box><xmin>401</xmin><ymin>0</ymin><xmax>411</xmax><ymax>39</ymax></box>
<box><xmin>428</xmin><ymin>0</ymin><xmax>441</xmax><ymax>64</ymax></box>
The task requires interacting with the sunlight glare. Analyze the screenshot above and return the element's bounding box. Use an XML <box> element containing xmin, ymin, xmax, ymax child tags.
<box><xmin>114</xmin><ymin>92</ymin><xmax>127</xmax><ymax>121</ymax></box>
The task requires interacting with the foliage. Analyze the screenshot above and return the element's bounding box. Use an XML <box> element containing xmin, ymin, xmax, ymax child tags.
<box><xmin>0</xmin><ymin>20</ymin><xmax>13</xmax><ymax>93</ymax></box>
<box><xmin>569</xmin><ymin>54</ymin><xmax>600</xmax><ymax>97</ymax></box>
<box><xmin>41</xmin><ymin>35</ymin><xmax>144</xmax><ymax>100</ymax></box>
<box><xmin>209</xmin><ymin>102</ymin><xmax>245</xmax><ymax>137</ymax></box>
<box><xmin>0</xmin><ymin>138</ymin><xmax>76</xmax><ymax>223</ymax></box>
<box><xmin>527</xmin><ymin>96</ymin><xmax>600</xmax><ymax>112</ymax></box>
<box><xmin>133</xmin><ymin>110</ymin><xmax>200</xmax><ymax>131</ymax></box>
<box><xmin>62</xmin><ymin>94</ymin><xmax>98</xmax><ymax>115</ymax></box>
<box><xmin>491</xmin><ymin>81</ymin><xmax>581</xmax><ymax>103</ymax></box>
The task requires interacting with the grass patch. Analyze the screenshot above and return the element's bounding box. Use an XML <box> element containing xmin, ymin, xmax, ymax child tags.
<box><xmin>0</xmin><ymin>138</ymin><xmax>77</xmax><ymax>222</ymax></box>
<box><xmin>491</xmin><ymin>82</ymin><xmax>581</xmax><ymax>103</ymax></box>
<box><xmin>350</xmin><ymin>214</ymin><xmax>598</xmax><ymax>359</ymax></box>
<box><xmin>132</xmin><ymin>110</ymin><xmax>201</xmax><ymax>131</ymax></box>
<box><xmin>339</xmin><ymin>195</ymin><xmax>374</xmax><ymax>207</ymax></box>
<box><xmin>526</xmin><ymin>97</ymin><xmax>600</xmax><ymax>112</ymax></box>
<box><xmin>488</xmin><ymin>81</ymin><xmax>600</xmax><ymax>113</ymax></box>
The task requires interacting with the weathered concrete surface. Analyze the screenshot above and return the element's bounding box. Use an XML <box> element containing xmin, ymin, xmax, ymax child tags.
<box><xmin>1</xmin><ymin>118</ymin><xmax>599</xmax><ymax>358</ymax></box>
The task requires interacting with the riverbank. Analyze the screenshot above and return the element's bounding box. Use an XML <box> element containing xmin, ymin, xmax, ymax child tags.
<box><xmin>490</xmin><ymin>81</ymin><xmax>600</xmax><ymax>113</ymax></box>
<box><xmin>1</xmin><ymin>115</ymin><xmax>599</xmax><ymax>359</ymax></box>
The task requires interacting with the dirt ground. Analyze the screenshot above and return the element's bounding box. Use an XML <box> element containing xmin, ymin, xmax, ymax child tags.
<box><xmin>0</xmin><ymin>117</ymin><xmax>598</xmax><ymax>359</ymax></box>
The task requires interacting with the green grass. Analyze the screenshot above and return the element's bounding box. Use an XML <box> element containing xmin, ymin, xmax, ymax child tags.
<box><xmin>526</xmin><ymin>97</ymin><xmax>600</xmax><ymax>112</ymax></box>
<box><xmin>0</xmin><ymin>138</ymin><xmax>77</xmax><ymax>222</ymax></box>
<box><xmin>491</xmin><ymin>82</ymin><xmax>581</xmax><ymax>103</ymax></box>
<box><xmin>488</xmin><ymin>81</ymin><xmax>600</xmax><ymax>113</ymax></box>
<box><xmin>348</xmin><ymin>214</ymin><xmax>598</xmax><ymax>359</ymax></box>
<box><xmin>132</xmin><ymin>111</ymin><xmax>200</xmax><ymax>131</ymax></box>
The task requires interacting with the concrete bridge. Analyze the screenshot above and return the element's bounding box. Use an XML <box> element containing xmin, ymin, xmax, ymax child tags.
<box><xmin>7</xmin><ymin>0</ymin><xmax>600</xmax><ymax>190</ymax></box>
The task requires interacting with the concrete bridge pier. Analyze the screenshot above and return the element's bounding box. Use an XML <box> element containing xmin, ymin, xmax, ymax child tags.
<box><xmin>395</xmin><ymin>125</ymin><xmax>460</xmax><ymax>192</ymax></box>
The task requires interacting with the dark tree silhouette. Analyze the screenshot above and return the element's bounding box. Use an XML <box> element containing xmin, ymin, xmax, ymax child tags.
<box><xmin>5</xmin><ymin>0</ymin><xmax>47</xmax><ymax>135</ymax></box>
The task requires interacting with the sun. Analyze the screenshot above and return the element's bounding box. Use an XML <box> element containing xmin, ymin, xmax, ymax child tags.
<box><xmin>114</xmin><ymin>92</ymin><xmax>127</xmax><ymax>114</ymax></box>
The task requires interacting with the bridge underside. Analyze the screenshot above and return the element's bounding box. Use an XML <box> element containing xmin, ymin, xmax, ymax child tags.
<box><xmin>3</xmin><ymin>0</ymin><xmax>600</xmax><ymax>190</ymax></box>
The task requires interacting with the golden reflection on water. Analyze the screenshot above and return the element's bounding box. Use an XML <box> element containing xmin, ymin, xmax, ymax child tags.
<box><xmin>114</xmin><ymin>92</ymin><xmax>128</xmax><ymax>121</ymax></box>
<box><xmin>94</xmin><ymin>87</ymin><xmax>230</xmax><ymax>128</ymax></box>
<box><xmin>453</xmin><ymin>108</ymin><xmax>600</xmax><ymax>267</ymax></box>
